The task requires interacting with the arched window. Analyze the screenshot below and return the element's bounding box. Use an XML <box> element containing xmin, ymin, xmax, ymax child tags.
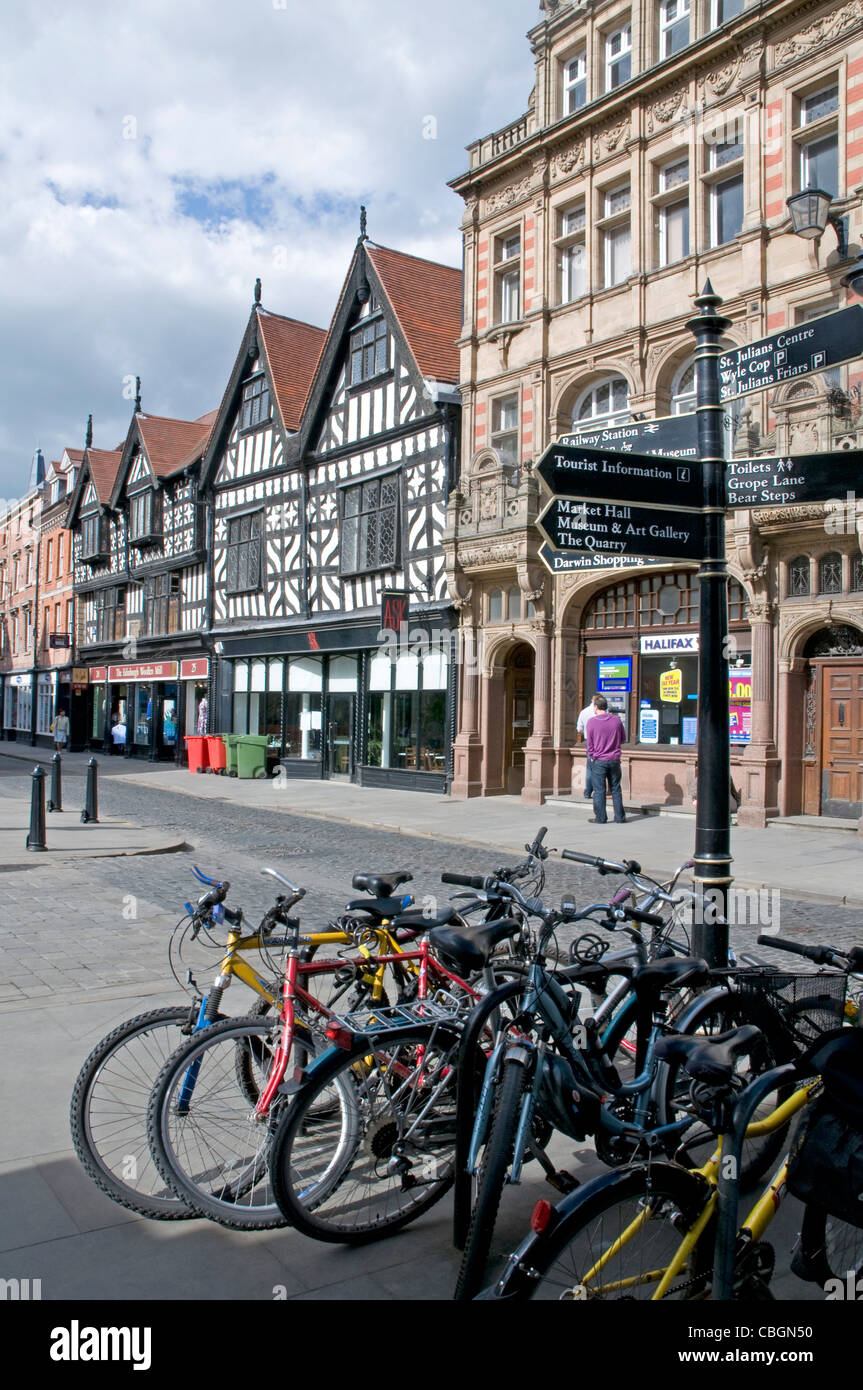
<box><xmin>572</xmin><ymin>376</ymin><xmax>630</xmax><ymax>432</ymax></box>
<box><xmin>819</xmin><ymin>552</ymin><xmax>842</xmax><ymax>594</ymax></box>
<box><xmin>506</xmin><ymin>586</ymin><xmax>521</xmax><ymax>621</ymax></box>
<box><xmin>670</xmin><ymin>360</ymin><xmax>696</xmax><ymax>415</ymax></box>
<box><xmin>787</xmin><ymin>557</ymin><xmax>811</xmax><ymax>597</ymax></box>
<box><xmin>584</xmin><ymin>571</ymin><xmax>747</xmax><ymax>630</ymax></box>
<box><xmin>489</xmin><ymin>588</ymin><xmax>503</xmax><ymax>623</ymax></box>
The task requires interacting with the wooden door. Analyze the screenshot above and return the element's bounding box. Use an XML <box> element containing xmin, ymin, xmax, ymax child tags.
<box><xmin>820</xmin><ymin>665</ymin><xmax>863</xmax><ymax>816</ymax></box>
<box><xmin>504</xmin><ymin>646</ymin><xmax>534</xmax><ymax>794</ymax></box>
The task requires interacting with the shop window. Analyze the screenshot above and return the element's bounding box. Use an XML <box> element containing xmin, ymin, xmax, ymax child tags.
<box><xmin>285</xmin><ymin>656</ymin><xmax>323</xmax><ymax>758</ymax></box>
<box><xmin>788</xmin><ymin>556</ymin><xmax>811</xmax><ymax>597</ymax></box>
<box><xmin>365</xmin><ymin>647</ymin><xmax>449</xmax><ymax>772</ymax></box>
<box><xmin>819</xmin><ymin>552</ymin><xmax>842</xmax><ymax>594</ymax></box>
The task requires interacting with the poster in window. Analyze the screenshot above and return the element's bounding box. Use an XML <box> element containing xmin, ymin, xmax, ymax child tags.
<box><xmin>639</xmin><ymin>707</ymin><xmax>660</xmax><ymax>743</ymax></box>
<box><xmin>729</xmin><ymin>668</ymin><xmax>752</xmax><ymax>744</ymax></box>
<box><xmin>659</xmin><ymin>668</ymin><xmax>683</xmax><ymax>703</ymax></box>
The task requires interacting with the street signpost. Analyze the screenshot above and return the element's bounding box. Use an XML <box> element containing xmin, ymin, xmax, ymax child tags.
<box><xmin>557</xmin><ymin>409</ymin><xmax>731</xmax><ymax>460</ymax></box>
<box><xmin>536</xmin><ymin>443</ymin><xmax>704</xmax><ymax>508</ymax></box>
<box><xmin>536</xmin><ymin>495</ymin><xmax>706</xmax><ymax>563</ymax></box>
<box><xmin>537</xmin><ymin>542</ymin><xmax>659</xmax><ymax>574</ymax></box>
<box><xmin>726</xmin><ymin>449</ymin><xmax>863</xmax><ymax>508</ymax></box>
<box><xmin>718</xmin><ymin>304</ymin><xmax>863</xmax><ymax>401</ymax></box>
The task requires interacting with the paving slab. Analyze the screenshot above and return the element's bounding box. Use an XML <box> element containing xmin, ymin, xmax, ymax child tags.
<box><xmin>0</xmin><ymin>795</ymin><xmax>186</xmax><ymax>867</ymax></box>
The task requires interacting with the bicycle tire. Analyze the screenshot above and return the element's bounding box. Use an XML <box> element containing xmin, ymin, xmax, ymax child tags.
<box><xmin>484</xmin><ymin>1162</ymin><xmax>712</xmax><ymax>1301</ymax></box>
<box><xmin>147</xmin><ymin>1013</ymin><xmax>317</xmax><ymax>1231</ymax></box>
<box><xmin>797</xmin><ymin>1203</ymin><xmax>863</xmax><ymax>1288</ymax></box>
<box><xmin>655</xmin><ymin>989</ymin><xmax>797</xmax><ymax>1186</ymax></box>
<box><xmin>269</xmin><ymin>1021</ymin><xmax>462</xmax><ymax>1243</ymax></box>
<box><xmin>70</xmin><ymin>1006</ymin><xmax>201</xmax><ymax>1219</ymax></box>
<box><xmin>454</xmin><ymin>1055</ymin><xmax>530</xmax><ymax>1302</ymax></box>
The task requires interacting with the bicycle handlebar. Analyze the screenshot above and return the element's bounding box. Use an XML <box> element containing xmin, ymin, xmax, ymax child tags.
<box><xmin>441</xmin><ymin>872</ymin><xmax>493</xmax><ymax>890</ymax></box>
<box><xmin>562</xmin><ymin>849</ymin><xmax>642</xmax><ymax>876</ymax></box>
<box><xmin>757</xmin><ymin>933</ymin><xmax>863</xmax><ymax>971</ymax></box>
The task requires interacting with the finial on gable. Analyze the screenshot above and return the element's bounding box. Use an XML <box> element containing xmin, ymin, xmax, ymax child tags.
<box><xmin>254</xmin><ymin>277</ymin><xmax>262</xmax><ymax>306</ymax></box>
<box><xmin>85</xmin><ymin>414</ymin><xmax>93</xmax><ymax>450</ymax></box>
<box><xmin>359</xmin><ymin>206</ymin><xmax>368</xmax><ymax>241</ymax></box>
<box><xmin>134</xmin><ymin>376</ymin><xmax>142</xmax><ymax>413</ymax></box>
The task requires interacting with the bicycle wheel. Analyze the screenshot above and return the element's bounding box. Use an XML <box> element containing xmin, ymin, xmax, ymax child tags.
<box><xmin>269</xmin><ymin>1020</ymin><xmax>462</xmax><ymax>1243</ymax></box>
<box><xmin>454</xmin><ymin>1055</ymin><xmax>530</xmax><ymax>1302</ymax></box>
<box><xmin>147</xmin><ymin>1013</ymin><xmax>318</xmax><ymax>1231</ymax></box>
<box><xmin>797</xmin><ymin>1203</ymin><xmax>863</xmax><ymax>1288</ymax></box>
<box><xmin>70</xmin><ymin>1006</ymin><xmax>199</xmax><ymax>1219</ymax></box>
<box><xmin>656</xmin><ymin>990</ymin><xmax>796</xmax><ymax>1186</ymax></box>
<box><xmin>486</xmin><ymin>1162</ymin><xmax>712</xmax><ymax>1301</ymax></box>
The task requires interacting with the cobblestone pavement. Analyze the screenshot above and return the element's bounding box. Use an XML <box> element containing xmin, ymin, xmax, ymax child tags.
<box><xmin>2</xmin><ymin>753</ymin><xmax>862</xmax><ymax>1004</ymax></box>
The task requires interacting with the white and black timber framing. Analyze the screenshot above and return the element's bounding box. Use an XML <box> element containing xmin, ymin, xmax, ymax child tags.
<box><xmin>200</xmin><ymin>238</ymin><xmax>461</xmax><ymax>791</ymax></box>
<box><xmin>67</xmin><ymin>408</ymin><xmax>212</xmax><ymax>760</ymax></box>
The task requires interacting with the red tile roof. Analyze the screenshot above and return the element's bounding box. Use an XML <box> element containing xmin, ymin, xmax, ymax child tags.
<box><xmin>257</xmin><ymin>312</ymin><xmax>327</xmax><ymax>432</ymax></box>
<box><xmin>136</xmin><ymin>414</ymin><xmax>213</xmax><ymax>478</ymax></box>
<box><xmin>366</xmin><ymin>244</ymin><xmax>462</xmax><ymax>385</ymax></box>
<box><xmin>86</xmin><ymin>449</ymin><xmax>123</xmax><ymax>504</ymax></box>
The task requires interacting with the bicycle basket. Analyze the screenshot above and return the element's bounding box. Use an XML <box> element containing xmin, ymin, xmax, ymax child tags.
<box><xmin>787</xmin><ymin>1030</ymin><xmax>863</xmax><ymax>1229</ymax></box>
<box><xmin>732</xmin><ymin>968</ymin><xmax>847</xmax><ymax>1050</ymax></box>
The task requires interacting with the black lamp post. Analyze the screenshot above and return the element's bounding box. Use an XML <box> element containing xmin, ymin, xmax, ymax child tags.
<box><xmin>687</xmin><ymin>282</ymin><xmax>733</xmax><ymax>968</ymax></box>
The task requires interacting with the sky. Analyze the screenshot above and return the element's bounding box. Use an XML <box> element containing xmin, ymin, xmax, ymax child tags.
<box><xmin>0</xmin><ymin>0</ymin><xmax>539</xmax><ymax>504</ymax></box>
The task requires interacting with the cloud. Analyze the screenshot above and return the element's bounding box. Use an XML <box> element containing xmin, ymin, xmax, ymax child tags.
<box><xmin>0</xmin><ymin>0</ymin><xmax>536</xmax><ymax>492</ymax></box>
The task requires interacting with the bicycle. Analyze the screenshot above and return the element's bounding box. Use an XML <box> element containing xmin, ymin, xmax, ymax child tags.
<box><xmin>450</xmin><ymin>869</ymin><xmax>817</xmax><ymax>1300</ymax></box>
<box><xmin>70</xmin><ymin>860</ymin><xmax>465</xmax><ymax>1220</ymax></box>
<box><xmin>267</xmin><ymin>908</ymin><xmax>533</xmax><ymax>1240</ymax></box>
<box><xmin>146</xmin><ymin>876</ymin><xmax>531</xmax><ymax>1230</ymax></box>
<box><xmin>482</xmin><ymin>1020</ymin><xmax>863</xmax><ymax>1301</ymax></box>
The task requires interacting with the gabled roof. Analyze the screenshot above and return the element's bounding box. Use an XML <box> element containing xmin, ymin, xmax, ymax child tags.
<box><xmin>136</xmin><ymin>414</ymin><xmax>213</xmax><ymax>478</ymax></box>
<box><xmin>257</xmin><ymin>312</ymin><xmax>328</xmax><ymax>432</ymax></box>
<box><xmin>365</xmin><ymin>244</ymin><xmax>461</xmax><ymax>385</ymax></box>
<box><xmin>87</xmin><ymin>449</ymin><xmax>124</xmax><ymax>504</ymax></box>
<box><xmin>64</xmin><ymin>445</ymin><xmax>123</xmax><ymax>528</ymax></box>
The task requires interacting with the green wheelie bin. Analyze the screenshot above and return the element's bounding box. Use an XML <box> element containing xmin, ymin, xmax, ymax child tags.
<box><xmin>236</xmin><ymin>734</ymin><xmax>270</xmax><ymax>779</ymax></box>
<box><xmin>223</xmin><ymin>733</ymin><xmax>242</xmax><ymax>777</ymax></box>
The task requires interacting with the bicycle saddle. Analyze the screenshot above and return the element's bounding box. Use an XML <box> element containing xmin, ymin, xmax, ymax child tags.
<box><xmin>390</xmin><ymin>906</ymin><xmax>462</xmax><ymax>942</ymax></box>
<box><xmin>351</xmin><ymin>871</ymin><xmax>413</xmax><ymax>897</ymax></box>
<box><xmin>344</xmin><ymin>896</ymin><xmax>413</xmax><ymax>920</ymax></box>
<box><xmin>428</xmin><ymin>918</ymin><xmax>523</xmax><ymax>975</ymax></box>
<box><xmin>654</xmin><ymin>1024</ymin><xmax>764</xmax><ymax>1084</ymax></box>
<box><xmin>631</xmin><ymin>955</ymin><xmax>710</xmax><ymax>1000</ymax></box>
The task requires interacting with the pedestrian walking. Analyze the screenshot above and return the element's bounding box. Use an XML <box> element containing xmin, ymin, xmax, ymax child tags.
<box><xmin>52</xmin><ymin>708</ymin><xmax>70</xmax><ymax>753</ymax></box>
<box><xmin>111</xmin><ymin>719</ymin><xmax>126</xmax><ymax>754</ymax></box>
<box><xmin>585</xmin><ymin>695</ymin><xmax>626</xmax><ymax>824</ymax></box>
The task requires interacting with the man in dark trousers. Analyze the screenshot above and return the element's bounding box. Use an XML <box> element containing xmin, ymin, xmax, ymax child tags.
<box><xmin>585</xmin><ymin>695</ymin><xmax>626</xmax><ymax>824</ymax></box>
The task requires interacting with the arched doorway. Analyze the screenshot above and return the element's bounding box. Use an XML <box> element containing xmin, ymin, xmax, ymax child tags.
<box><xmin>802</xmin><ymin>624</ymin><xmax>863</xmax><ymax>817</ymax></box>
<box><xmin>503</xmin><ymin>643</ymin><xmax>534</xmax><ymax>794</ymax></box>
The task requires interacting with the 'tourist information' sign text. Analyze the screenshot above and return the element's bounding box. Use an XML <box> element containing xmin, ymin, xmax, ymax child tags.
<box><xmin>537</xmin><ymin>497</ymin><xmax>705</xmax><ymax>562</ymax></box>
<box><xmin>719</xmin><ymin>306</ymin><xmax>863</xmax><ymax>400</ymax></box>
<box><xmin>537</xmin><ymin>444</ymin><xmax>703</xmax><ymax>508</ymax></box>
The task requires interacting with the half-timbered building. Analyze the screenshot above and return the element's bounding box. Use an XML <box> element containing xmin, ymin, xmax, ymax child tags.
<box><xmin>68</xmin><ymin>405</ymin><xmax>213</xmax><ymax>759</ymax></box>
<box><xmin>202</xmin><ymin>236</ymin><xmax>462</xmax><ymax>790</ymax></box>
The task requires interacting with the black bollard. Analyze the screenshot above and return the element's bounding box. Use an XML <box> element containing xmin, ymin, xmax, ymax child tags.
<box><xmin>26</xmin><ymin>765</ymin><xmax>47</xmax><ymax>852</ymax></box>
<box><xmin>47</xmin><ymin>752</ymin><xmax>63</xmax><ymax>813</ymax></box>
<box><xmin>81</xmin><ymin>757</ymin><xmax>99</xmax><ymax>824</ymax></box>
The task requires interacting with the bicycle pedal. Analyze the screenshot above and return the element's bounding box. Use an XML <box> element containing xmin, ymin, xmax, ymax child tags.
<box><xmin>546</xmin><ymin>1169</ymin><xmax>580</xmax><ymax>1195</ymax></box>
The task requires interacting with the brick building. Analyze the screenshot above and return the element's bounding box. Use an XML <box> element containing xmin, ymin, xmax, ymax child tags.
<box><xmin>446</xmin><ymin>0</ymin><xmax>863</xmax><ymax>821</ymax></box>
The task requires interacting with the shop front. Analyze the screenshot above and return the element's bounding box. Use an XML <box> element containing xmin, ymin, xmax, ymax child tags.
<box><xmin>571</xmin><ymin>569</ymin><xmax>752</xmax><ymax>808</ymax></box>
<box><xmin>2</xmin><ymin>672</ymin><xmax>33</xmax><ymax>741</ymax></box>
<box><xmin>220</xmin><ymin>616</ymin><xmax>455</xmax><ymax>792</ymax></box>
<box><xmin>87</xmin><ymin>657</ymin><xmax>211</xmax><ymax>761</ymax></box>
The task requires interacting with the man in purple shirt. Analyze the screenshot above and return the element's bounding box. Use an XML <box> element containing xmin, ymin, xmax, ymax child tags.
<box><xmin>585</xmin><ymin>695</ymin><xmax>626</xmax><ymax>824</ymax></box>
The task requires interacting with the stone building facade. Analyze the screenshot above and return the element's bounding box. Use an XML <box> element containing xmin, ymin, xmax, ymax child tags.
<box><xmin>446</xmin><ymin>0</ymin><xmax>863</xmax><ymax>821</ymax></box>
